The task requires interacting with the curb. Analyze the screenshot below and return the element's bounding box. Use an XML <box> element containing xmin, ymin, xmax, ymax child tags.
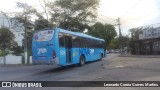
<box><xmin>0</xmin><ymin>64</ymin><xmax>33</xmax><ymax>67</ymax></box>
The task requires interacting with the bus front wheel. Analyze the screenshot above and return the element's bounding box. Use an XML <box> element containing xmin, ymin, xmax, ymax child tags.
<box><xmin>79</xmin><ymin>56</ymin><xmax>85</xmax><ymax>66</ymax></box>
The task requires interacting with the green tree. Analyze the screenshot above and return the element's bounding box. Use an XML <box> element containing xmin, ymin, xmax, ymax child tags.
<box><xmin>0</xmin><ymin>28</ymin><xmax>16</xmax><ymax>49</ymax></box>
<box><xmin>108</xmin><ymin>38</ymin><xmax>119</xmax><ymax>49</ymax></box>
<box><xmin>15</xmin><ymin>2</ymin><xmax>36</xmax><ymax>30</ymax></box>
<box><xmin>59</xmin><ymin>18</ymin><xmax>92</xmax><ymax>32</ymax></box>
<box><xmin>108</xmin><ymin>35</ymin><xmax>131</xmax><ymax>50</ymax></box>
<box><xmin>34</xmin><ymin>19</ymin><xmax>49</xmax><ymax>30</ymax></box>
<box><xmin>88</xmin><ymin>22</ymin><xmax>117</xmax><ymax>45</ymax></box>
<box><xmin>12</xmin><ymin>46</ymin><xmax>23</xmax><ymax>55</ymax></box>
<box><xmin>15</xmin><ymin>2</ymin><xmax>35</xmax><ymax>56</ymax></box>
<box><xmin>16</xmin><ymin>0</ymin><xmax>100</xmax><ymax>32</ymax></box>
<box><xmin>54</xmin><ymin>0</ymin><xmax>100</xmax><ymax>32</ymax></box>
<box><xmin>120</xmin><ymin>35</ymin><xmax>131</xmax><ymax>49</ymax></box>
<box><xmin>129</xmin><ymin>28</ymin><xmax>143</xmax><ymax>40</ymax></box>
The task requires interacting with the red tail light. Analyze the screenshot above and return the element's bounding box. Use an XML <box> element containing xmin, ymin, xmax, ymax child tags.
<box><xmin>53</xmin><ymin>51</ymin><xmax>56</xmax><ymax>58</ymax></box>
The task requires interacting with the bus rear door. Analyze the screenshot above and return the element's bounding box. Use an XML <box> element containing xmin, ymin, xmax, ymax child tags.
<box><xmin>59</xmin><ymin>33</ymin><xmax>73</xmax><ymax>65</ymax></box>
<box><xmin>65</xmin><ymin>36</ymin><xmax>72</xmax><ymax>63</ymax></box>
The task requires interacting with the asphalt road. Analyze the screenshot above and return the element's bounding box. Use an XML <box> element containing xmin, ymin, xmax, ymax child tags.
<box><xmin>0</xmin><ymin>53</ymin><xmax>118</xmax><ymax>81</ymax></box>
<box><xmin>1</xmin><ymin>53</ymin><xmax>160</xmax><ymax>90</ymax></box>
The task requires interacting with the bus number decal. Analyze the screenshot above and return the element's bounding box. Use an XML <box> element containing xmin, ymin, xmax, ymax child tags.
<box><xmin>60</xmin><ymin>50</ymin><xmax>65</xmax><ymax>56</ymax></box>
<box><xmin>90</xmin><ymin>49</ymin><xmax>94</xmax><ymax>54</ymax></box>
<box><xmin>37</xmin><ymin>48</ymin><xmax>47</xmax><ymax>54</ymax></box>
<box><xmin>79</xmin><ymin>48</ymin><xmax>101</xmax><ymax>55</ymax></box>
<box><xmin>79</xmin><ymin>48</ymin><xmax>91</xmax><ymax>55</ymax></box>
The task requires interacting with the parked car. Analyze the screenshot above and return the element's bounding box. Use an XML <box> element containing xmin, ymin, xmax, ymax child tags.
<box><xmin>106</xmin><ymin>50</ymin><xmax>109</xmax><ymax>54</ymax></box>
<box><xmin>114</xmin><ymin>49</ymin><xmax>120</xmax><ymax>53</ymax></box>
<box><xmin>109</xmin><ymin>49</ymin><xmax>114</xmax><ymax>53</ymax></box>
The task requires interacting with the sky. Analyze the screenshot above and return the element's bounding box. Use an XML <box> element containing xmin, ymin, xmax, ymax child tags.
<box><xmin>98</xmin><ymin>0</ymin><xmax>160</xmax><ymax>35</ymax></box>
<box><xmin>0</xmin><ymin>0</ymin><xmax>160</xmax><ymax>35</ymax></box>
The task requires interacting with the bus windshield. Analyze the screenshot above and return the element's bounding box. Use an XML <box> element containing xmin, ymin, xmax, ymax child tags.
<box><xmin>33</xmin><ymin>30</ymin><xmax>54</xmax><ymax>42</ymax></box>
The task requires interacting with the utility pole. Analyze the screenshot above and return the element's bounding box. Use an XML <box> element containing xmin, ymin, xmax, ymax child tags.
<box><xmin>116</xmin><ymin>17</ymin><xmax>123</xmax><ymax>55</ymax></box>
<box><xmin>117</xmin><ymin>17</ymin><xmax>122</xmax><ymax>36</ymax></box>
<box><xmin>24</xmin><ymin>15</ymin><xmax>28</xmax><ymax>64</ymax></box>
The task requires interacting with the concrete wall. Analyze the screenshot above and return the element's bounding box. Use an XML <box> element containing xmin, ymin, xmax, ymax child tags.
<box><xmin>0</xmin><ymin>54</ymin><xmax>22</xmax><ymax>64</ymax></box>
<box><xmin>0</xmin><ymin>55</ymin><xmax>33</xmax><ymax>64</ymax></box>
<box><xmin>0</xmin><ymin>57</ymin><xmax>4</xmax><ymax>64</ymax></box>
<box><xmin>30</xmin><ymin>56</ymin><xmax>32</xmax><ymax>64</ymax></box>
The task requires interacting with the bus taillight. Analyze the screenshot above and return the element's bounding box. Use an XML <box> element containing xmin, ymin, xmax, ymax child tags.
<box><xmin>53</xmin><ymin>51</ymin><xmax>56</xmax><ymax>58</ymax></box>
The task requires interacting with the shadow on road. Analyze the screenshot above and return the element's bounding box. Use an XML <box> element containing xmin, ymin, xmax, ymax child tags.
<box><xmin>37</xmin><ymin>60</ymin><xmax>102</xmax><ymax>74</ymax></box>
<box><xmin>38</xmin><ymin>65</ymin><xmax>76</xmax><ymax>74</ymax></box>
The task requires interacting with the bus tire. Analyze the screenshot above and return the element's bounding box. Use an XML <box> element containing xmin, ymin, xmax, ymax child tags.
<box><xmin>79</xmin><ymin>55</ymin><xmax>85</xmax><ymax>66</ymax></box>
<box><xmin>100</xmin><ymin>54</ymin><xmax>103</xmax><ymax>61</ymax></box>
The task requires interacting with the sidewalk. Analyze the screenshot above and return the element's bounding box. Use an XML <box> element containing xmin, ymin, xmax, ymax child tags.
<box><xmin>119</xmin><ymin>54</ymin><xmax>160</xmax><ymax>58</ymax></box>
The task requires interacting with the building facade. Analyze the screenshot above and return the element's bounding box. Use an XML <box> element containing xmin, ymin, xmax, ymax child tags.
<box><xmin>131</xmin><ymin>26</ymin><xmax>160</xmax><ymax>55</ymax></box>
<box><xmin>0</xmin><ymin>13</ymin><xmax>24</xmax><ymax>46</ymax></box>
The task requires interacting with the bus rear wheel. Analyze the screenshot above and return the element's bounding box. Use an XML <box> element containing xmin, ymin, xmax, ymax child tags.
<box><xmin>79</xmin><ymin>56</ymin><xmax>85</xmax><ymax>66</ymax></box>
<box><xmin>100</xmin><ymin>54</ymin><xmax>103</xmax><ymax>61</ymax></box>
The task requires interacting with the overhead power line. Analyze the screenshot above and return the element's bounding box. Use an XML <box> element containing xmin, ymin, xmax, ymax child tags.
<box><xmin>98</xmin><ymin>15</ymin><xmax>117</xmax><ymax>25</ymax></box>
<box><xmin>120</xmin><ymin>0</ymin><xmax>143</xmax><ymax>19</ymax></box>
<box><xmin>126</xmin><ymin>5</ymin><xmax>160</xmax><ymax>29</ymax></box>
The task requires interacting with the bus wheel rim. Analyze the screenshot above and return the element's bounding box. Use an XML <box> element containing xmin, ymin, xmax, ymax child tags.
<box><xmin>81</xmin><ymin>57</ymin><xmax>84</xmax><ymax>65</ymax></box>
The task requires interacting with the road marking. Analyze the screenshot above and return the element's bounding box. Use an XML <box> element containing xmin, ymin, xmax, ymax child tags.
<box><xmin>115</xmin><ymin>66</ymin><xmax>125</xmax><ymax>68</ymax></box>
<box><xmin>97</xmin><ymin>77</ymin><xmax>103</xmax><ymax>79</ymax></box>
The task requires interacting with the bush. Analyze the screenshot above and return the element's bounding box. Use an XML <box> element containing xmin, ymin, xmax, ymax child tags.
<box><xmin>0</xmin><ymin>51</ymin><xmax>4</xmax><ymax>57</ymax></box>
<box><xmin>0</xmin><ymin>51</ymin><xmax>7</xmax><ymax>57</ymax></box>
<box><xmin>12</xmin><ymin>46</ymin><xmax>23</xmax><ymax>56</ymax></box>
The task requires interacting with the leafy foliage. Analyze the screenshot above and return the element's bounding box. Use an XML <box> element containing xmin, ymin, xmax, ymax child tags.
<box><xmin>129</xmin><ymin>28</ymin><xmax>142</xmax><ymax>40</ymax></box>
<box><xmin>34</xmin><ymin>19</ymin><xmax>49</xmax><ymax>30</ymax></box>
<box><xmin>108</xmin><ymin>35</ymin><xmax>131</xmax><ymax>50</ymax></box>
<box><xmin>88</xmin><ymin>22</ymin><xmax>117</xmax><ymax>46</ymax></box>
<box><xmin>108</xmin><ymin>38</ymin><xmax>119</xmax><ymax>49</ymax></box>
<box><xmin>54</xmin><ymin>0</ymin><xmax>100</xmax><ymax>31</ymax></box>
<box><xmin>12</xmin><ymin>46</ymin><xmax>23</xmax><ymax>55</ymax></box>
<box><xmin>0</xmin><ymin>28</ymin><xmax>16</xmax><ymax>49</ymax></box>
<box><xmin>14</xmin><ymin>2</ymin><xmax>35</xmax><ymax>53</ymax></box>
<box><xmin>119</xmin><ymin>35</ymin><xmax>131</xmax><ymax>48</ymax></box>
<box><xmin>20</xmin><ymin>0</ymin><xmax>100</xmax><ymax>32</ymax></box>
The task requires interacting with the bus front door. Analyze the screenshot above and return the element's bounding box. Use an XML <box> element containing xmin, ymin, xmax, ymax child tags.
<box><xmin>65</xmin><ymin>36</ymin><xmax>72</xmax><ymax>63</ymax></box>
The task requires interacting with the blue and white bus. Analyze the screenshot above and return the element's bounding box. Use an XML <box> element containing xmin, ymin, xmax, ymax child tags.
<box><xmin>32</xmin><ymin>28</ymin><xmax>106</xmax><ymax>66</ymax></box>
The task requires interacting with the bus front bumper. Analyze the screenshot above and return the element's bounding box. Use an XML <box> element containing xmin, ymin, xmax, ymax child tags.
<box><xmin>32</xmin><ymin>58</ymin><xmax>59</xmax><ymax>65</ymax></box>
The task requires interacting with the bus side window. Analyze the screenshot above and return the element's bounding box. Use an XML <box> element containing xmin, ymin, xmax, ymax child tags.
<box><xmin>59</xmin><ymin>33</ymin><xmax>65</xmax><ymax>47</ymax></box>
<box><xmin>94</xmin><ymin>40</ymin><xmax>97</xmax><ymax>48</ymax></box>
<box><xmin>72</xmin><ymin>36</ymin><xmax>76</xmax><ymax>47</ymax></box>
<box><xmin>81</xmin><ymin>37</ymin><xmax>87</xmax><ymax>48</ymax></box>
<box><xmin>103</xmin><ymin>41</ymin><xmax>106</xmax><ymax>49</ymax></box>
<box><xmin>99</xmin><ymin>41</ymin><xmax>102</xmax><ymax>48</ymax></box>
<box><xmin>72</xmin><ymin>36</ymin><xmax>81</xmax><ymax>47</ymax></box>
<box><xmin>86</xmin><ymin>38</ymin><xmax>90</xmax><ymax>48</ymax></box>
<box><xmin>90</xmin><ymin>39</ymin><xmax>94</xmax><ymax>48</ymax></box>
